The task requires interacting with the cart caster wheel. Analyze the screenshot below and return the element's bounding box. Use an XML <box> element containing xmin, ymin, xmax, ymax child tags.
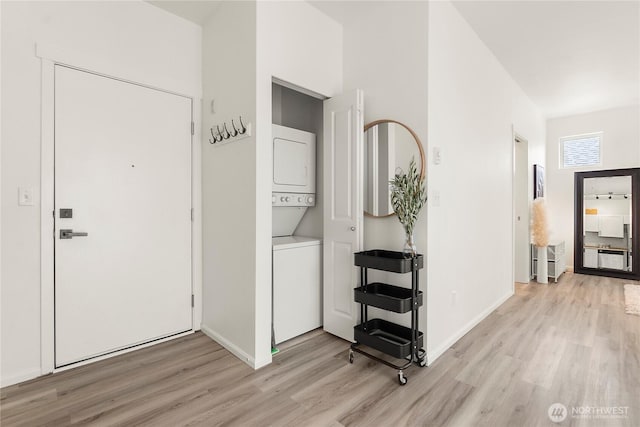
<box><xmin>348</xmin><ymin>350</ymin><xmax>354</xmax><ymax>364</ymax></box>
<box><xmin>418</xmin><ymin>357</ymin><xmax>427</xmax><ymax>367</ymax></box>
<box><xmin>398</xmin><ymin>372</ymin><xmax>408</xmax><ymax>385</ymax></box>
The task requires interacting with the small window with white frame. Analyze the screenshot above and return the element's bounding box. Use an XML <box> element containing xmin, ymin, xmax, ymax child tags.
<box><xmin>559</xmin><ymin>132</ymin><xmax>603</xmax><ymax>169</ymax></box>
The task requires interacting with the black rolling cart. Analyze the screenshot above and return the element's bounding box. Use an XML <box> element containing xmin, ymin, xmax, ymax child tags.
<box><xmin>349</xmin><ymin>250</ymin><xmax>426</xmax><ymax>385</ymax></box>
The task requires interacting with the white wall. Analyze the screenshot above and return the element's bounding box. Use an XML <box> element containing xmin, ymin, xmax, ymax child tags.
<box><xmin>200</xmin><ymin>1</ymin><xmax>342</xmax><ymax>369</ymax></box>
<box><xmin>200</xmin><ymin>1</ymin><xmax>258</xmax><ymax>365</ymax></box>
<box><xmin>546</xmin><ymin>106</ymin><xmax>640</xmax><ymax>268</ymax></box>
<box><xmin>316</xmin><ymin>0</ymin><xmax>545</xmax><ymax>364</ymax></box>
<box><xmin>340</xmin><ymin>0</ymin><xmax>429</xmax><ymax>326</ymax></box>
<box><xmin>427</xmin><ymin>1</ymin><xmax>545</xmax><ymax>362</ymax></box>
<box><xmin>1</xmin><ymin>0</ymin><xmax>201</xmax><ymax>387</ymax></box>
<box><xmin>254</xmin><ymin>1</ymin><xmax>343</xmax><ymax>367</ymax></box>
<box><xmin>584</xmin><ymin>199</ymin><xmax>631</xmax><ymax>216</ymax></box>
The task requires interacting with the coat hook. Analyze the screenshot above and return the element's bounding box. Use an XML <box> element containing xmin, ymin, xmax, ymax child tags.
<box><xmin>222</xmin><ymin>123</ymin><xmax>231</xmax><ymax>139</ymax></box>
<box><xmin>210</xmin><ymin>116</ymin><xmax>249</xmax><ymax>146</ymax></box>
<box><xmin>230</xmin><ymin>119</ymin><xmax>239</xmax><ymax>137</ymax></box>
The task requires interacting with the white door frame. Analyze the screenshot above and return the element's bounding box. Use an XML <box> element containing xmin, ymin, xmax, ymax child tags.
<box><xmin>37</xmin><ymin>44</ymin><xmax>202</xmax><ymax>375</ymax></box>
<box><xmin>512</xmin><ymin>130</ymin><xmax>530</xmax><ymax>287</ymax></box>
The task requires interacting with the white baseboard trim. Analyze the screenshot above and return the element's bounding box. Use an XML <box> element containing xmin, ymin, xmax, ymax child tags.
<box><xmin>3</xmin><ymin>330</ymin><xmax>197</xmax><ymax>387</ymax></box>
<box><xmin>1</xmin><ymin>368</ymin><xmax>43</xmax><ymax>388</ymax></box>
<box><xmin>254</xmin><ymin>356</ymin><xmax>272</xmax><ymax>370</ymax></box>
<box><xmin>53</xmin><ymin>330</ymin><xmax>195</xmax><ymax>375</ymax></box>
<box><xmin>200</xmin><ymin>324</ymin><xmax>261</xmax><ymax>369</ymax></box>
<box><xmin>427</xmin><ymin>291</ymin><xmax>513</xmax><ymax>365</ymax></box>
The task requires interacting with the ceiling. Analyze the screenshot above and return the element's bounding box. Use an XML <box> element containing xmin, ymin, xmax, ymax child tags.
<box><xmin>147</xmin><ymin>0</ymin><xmax>221</xmax><ymax>26</ymax></box>
<box><xmin>149</xmin><ymin>1</ymin><xmax>640</xmax><ymax>119</ymax></box>
<box><xmin>584</xmin><ymin>176</ymin><xmax>632</xmax><ymax>195</ymax></box>
<box><xmin>308</xmin><ymin>1</ymin><xmax>358</xmax><ymax>24</ymax></box>
<box><xmin>452</xmin><ymin>1</ymin><xmax>640</xmax><ymax>118</ymax></box>
<box><xmin>311</xmin><ymin>1</ymin><xmax>640</xmax><ymax>119</ymax></box>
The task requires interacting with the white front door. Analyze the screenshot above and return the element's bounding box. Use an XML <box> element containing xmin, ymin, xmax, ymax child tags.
<box><xmin>323</xmin><ymin>90</ymin><xmax>364</xmax><ymax>341</ymax></box>
<box><xmin>54</xmin><ymin>66</ymin><xmax>193</xmax><ymax>367</ymax></box>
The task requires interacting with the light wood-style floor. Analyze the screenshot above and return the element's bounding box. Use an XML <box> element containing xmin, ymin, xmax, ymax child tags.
<box><xmin>2</xmin><ymin>273</ymin><xmax>639</xmax><ymax>426</ymax></box>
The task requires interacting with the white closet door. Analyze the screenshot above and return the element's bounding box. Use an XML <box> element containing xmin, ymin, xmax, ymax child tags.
<box><xmin>54</xmin><ymin>66</ymin><xmax>192</xmax><ymax>367</ymax></box>
<box><xmin>322</xmin><ymin>90</ymin><xmax>364</xmax><ymax>341</ymax></box>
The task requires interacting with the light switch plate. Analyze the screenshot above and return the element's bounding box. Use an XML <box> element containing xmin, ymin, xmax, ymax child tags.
<box><xmin>433</xmin><ymin>147</ymin><xmax>441</xmax><ymax>165</ymax></box>
<box><xmin>18</xmin><ymin>187</ymin><xmax>35</xmax><ymax>206</ymax></box>
<box><xmin>432</xmin><ymin>189</ymin><xmax>440</xmax><ymax>207</ymax></box>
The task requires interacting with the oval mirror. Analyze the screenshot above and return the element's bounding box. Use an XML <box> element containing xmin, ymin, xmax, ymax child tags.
<box><xmin>363</xmin><ymin>120</ymin><xmax>425</xmax><ymax>217</ymax></box>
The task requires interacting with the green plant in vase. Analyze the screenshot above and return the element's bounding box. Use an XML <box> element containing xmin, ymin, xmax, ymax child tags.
<box><xmin>390</xmin><ymin>157</ymin><xmax>427</xmax><ymax>257</ymax></box>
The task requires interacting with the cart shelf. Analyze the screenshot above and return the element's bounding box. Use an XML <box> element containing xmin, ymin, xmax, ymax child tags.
<box><xmin>354</xmin><ymin>283</ymin><xmax>423</xmax><ymax>313</ymax></box>
<box><xmin>354</xmin><ymin>250</ymin><xmax>424</xmax><ymax>273</ymax></box>
<box><xmin>354</xmin><ymin>319</ymin><xmax>424</xmax><ymax>359</ymax></box>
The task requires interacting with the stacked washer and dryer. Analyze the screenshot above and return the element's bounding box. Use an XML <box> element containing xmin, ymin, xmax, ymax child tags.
<box><xmin>272</xmin><ymin>124</ymin><xmax>322</xmax><ymax>345</ymax></box>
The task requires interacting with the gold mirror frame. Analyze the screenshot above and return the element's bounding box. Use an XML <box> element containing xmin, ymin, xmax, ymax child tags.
<box><xmin>363</xmin><ymin>119</ymin><xmax>426</xmax><ymax>218</ymax></box>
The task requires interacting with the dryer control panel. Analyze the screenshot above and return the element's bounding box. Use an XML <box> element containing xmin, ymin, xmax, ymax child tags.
<box><xmin>272</xmin><ymin>192</ymin><xmax>316</xmax><ymax>207</ymax></box>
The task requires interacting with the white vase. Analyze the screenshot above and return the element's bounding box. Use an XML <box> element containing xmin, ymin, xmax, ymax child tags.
<box><xmin>537</xmin><ymin>246</ymin><xmax>548</xmax><ymax>284</ymax></box>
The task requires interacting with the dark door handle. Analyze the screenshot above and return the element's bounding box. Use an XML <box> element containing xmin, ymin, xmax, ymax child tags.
<box><xmin>60</xmin><ymin>229</ymin><xmax>89</xmax><ymax>239</ymax></box>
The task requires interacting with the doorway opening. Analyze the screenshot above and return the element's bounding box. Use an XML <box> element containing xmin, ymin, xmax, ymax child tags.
<box><xmin>270</xmin><ymin>81</ymin><xmax>324</xmax><ymax>350</ymax></box>
<box><xmin>268</xmin><ymin>79</ymin><xmax>364</xmax><ymax>356</ymax></box>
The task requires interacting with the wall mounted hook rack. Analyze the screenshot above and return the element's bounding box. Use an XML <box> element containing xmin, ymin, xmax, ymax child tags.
<box><xmin>209</xmin><ymin>115</ymin><xmax>252</xmax><ymax>147</ymax></box>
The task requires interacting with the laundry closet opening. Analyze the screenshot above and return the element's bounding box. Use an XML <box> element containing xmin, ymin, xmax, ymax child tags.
<box><xmin>270</xmin><ymin>81</ymin><xmax>325</xmax><ymax>350</ymax></box>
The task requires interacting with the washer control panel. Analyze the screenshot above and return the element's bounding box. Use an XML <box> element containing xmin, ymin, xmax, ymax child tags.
<box><xmin>272</xmin><ymin>192</ymin><xmax>316</xmax><ymax>207</ymax></box>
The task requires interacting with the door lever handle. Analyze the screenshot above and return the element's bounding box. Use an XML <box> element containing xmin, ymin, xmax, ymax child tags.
<box><xmin>60</xmin><ymin>229</ymin><xmax>89</xmax><ymax>239</ymax></box>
